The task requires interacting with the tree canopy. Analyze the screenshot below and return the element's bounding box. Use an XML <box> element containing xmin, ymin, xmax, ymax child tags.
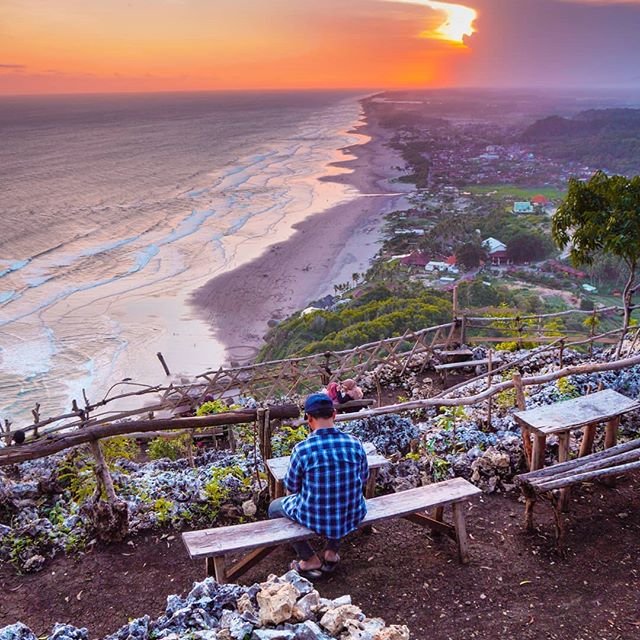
<box><xmin>455</xmin><ymin>242</ymin><xmax>487</xmax><ymax>270</ymax></box>
<box><xmin>506</xmin><ymin>232</ymin><xmax>554</xmax><ymax>263</ymax></box>
<box><xmin>552</xmin><ymin>171</ymin><xmax>640</xmax><ymax>352</ymax></box>
<box><xmin>552</xmin><ymin>171</ymin><xmax>640</xmax><ymax>268</ymax></box>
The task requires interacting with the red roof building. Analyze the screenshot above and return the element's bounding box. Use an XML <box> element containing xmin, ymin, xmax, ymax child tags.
<box><xmin>400</xmin><ymin>252</ymin><xmax>430</xmax><ymax>268</ymax></box>
<box><xmin>546</xmin><ymin>260</ymin><xmax>586</xmax><ymax>279</ymax></box>
<box><xmin>532</xmin><ymin>195</ymin><xmax>550</xmax><ymax>205</ymax></box>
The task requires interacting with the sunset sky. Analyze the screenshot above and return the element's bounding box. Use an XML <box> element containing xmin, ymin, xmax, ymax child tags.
<box><xmin>1</xmin><ymin>0</ymin><xmax>640</xmax><ymax>94</ymax></box>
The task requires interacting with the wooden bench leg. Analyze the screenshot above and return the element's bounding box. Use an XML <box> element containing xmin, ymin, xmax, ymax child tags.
<box><xmin>579</xmin><ymin>423</ymin><xmax>597</xmax><ymax>457</ymax></box>
<box><xmin>452</xmin><ymin>502</ymin><xmax>471</xmax><ymax>565</ymax></box>
<box><xmin>523</xmin><ymin>491</ymin><xmax>536</xmax><ymax>532</ymax></box>
<box><xmin>365</xmin><ymin>469</ymin><xmax>379</xmax><ymax>499</ymax></box>
<box><xmin>551</xmin><ymin>493</ymin><xmax>566</xmax><ymax>557</ymax></box>
<box><xmin>557</xmin><ymin>431</ymin><xmax>571</xmax><ymax>512</ymax></box>
<box><xmin>521</xmin><ymin>426</ymin><xmax>533</xmax><ymax>471</ymax></box>
<box><xmin>226</xmin><ymin>546</ymin><xmax>277</xmax><ymax>582</ymax></box>
<box><xmin>531</xmin><ymin>434</ymin><xmax>546</xmax><ymax>471</ymax></box>
<box><xmin>429</xmin><ymin>505</ymin><xmax>445</xmax><ymax>537</ymax></box>
<box><xmin>206</xmin><ymin>556</ymin><xmax>227</xmax><ymax>583</ymax></box>
<box><xmin>605</xmin><ymin>417</ymin><xmax>619</xmax><ymax>449</ymax></box>
<box><xmin>603</xmin><ymin>417</ymin><xmax>620</xmax><ymax>487</ymax></box>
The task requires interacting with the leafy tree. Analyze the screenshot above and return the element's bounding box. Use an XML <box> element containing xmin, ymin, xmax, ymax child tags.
<box><xmin>506</xmin><ymin>232</ymin><xmax>554</xmax><ymax>263</ymax></box>
<box><xmin>552</xmin><ymin>171</ymin><xmax>640</xmax><ymax>355</ymax></box>
<box><xmin>455</xmin><ymin>242</ymin><xmax>487</xmax><ymax>270</ymax></box>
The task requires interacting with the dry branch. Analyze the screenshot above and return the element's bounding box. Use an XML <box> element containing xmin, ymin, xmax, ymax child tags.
<box><xmin>0</xmin><ymin>405</ymin><xmax>299</xmax><ymax>466</ymax></box>
<box><xmin>335</xmin><ymin>351</ymin><xmax>640</xmax><ymax>423</ymax></box>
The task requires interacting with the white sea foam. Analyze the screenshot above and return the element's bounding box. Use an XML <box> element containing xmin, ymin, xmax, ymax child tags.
<box><xmin>0</xmin><ymin>91</ymin><xmax>364</xmax><ymax>422</ymax></box>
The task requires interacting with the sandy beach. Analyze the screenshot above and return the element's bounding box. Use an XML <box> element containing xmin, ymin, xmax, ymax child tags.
<box><xmin>191</xmin><ymin>99</ymin><xmax>410</xmax><ymax>365</ymax></box>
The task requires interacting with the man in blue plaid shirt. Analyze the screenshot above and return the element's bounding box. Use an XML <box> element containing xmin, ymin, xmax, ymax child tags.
<box><xmin>268</xmin><ymin>393</ymin><xmax>369</xmax><ymax>578</ymax></box>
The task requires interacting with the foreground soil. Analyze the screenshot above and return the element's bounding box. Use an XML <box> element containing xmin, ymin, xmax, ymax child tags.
<box><xmin>2</xmin><ymin>474</ymin><xmax>640</xmax><ymax>640</ymax></box>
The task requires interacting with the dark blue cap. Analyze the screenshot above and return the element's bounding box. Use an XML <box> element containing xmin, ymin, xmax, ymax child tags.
<box><xmin>304</xmin><ymin>393</ymin><xmax>334</xmax><ymax>414</ymax></box>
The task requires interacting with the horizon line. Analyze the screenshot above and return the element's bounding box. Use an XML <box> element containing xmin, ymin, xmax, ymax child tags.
<box><xmin>2</xmin><ymin>84</ymin><xmax>640</xmax><ymax>99</ymax></box>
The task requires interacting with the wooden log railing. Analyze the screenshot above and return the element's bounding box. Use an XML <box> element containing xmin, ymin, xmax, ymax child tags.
<box><xmin>4</xmin><ymin>344</ymin><xmax>640</xmax><ymax>468</ymax></box>
<box><xmin>0</xmin><ymin>405</ymin><xmax>299</xmax><ymax>467</ymax></box>
<box><xmin>2</xmin><ymin>304</ymin><xmax>636</xmax><ymax>450</ymax></box>
<box><xmin>3</xmin><ymin>330</ymin><xmax>640</xmax><ymax>468</ymax></box>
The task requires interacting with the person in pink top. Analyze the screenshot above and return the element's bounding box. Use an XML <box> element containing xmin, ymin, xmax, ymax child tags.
<box><xmin>337</xmin><ymin>379</ymin><xmax>363</xmax><ymax>403</ymax></box>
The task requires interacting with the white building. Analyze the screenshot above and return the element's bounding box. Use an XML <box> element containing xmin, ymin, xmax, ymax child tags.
<box><xmin>425</xmin><ymin>261</ymin><xmax>459</xmax><ymax>274</ymax></box>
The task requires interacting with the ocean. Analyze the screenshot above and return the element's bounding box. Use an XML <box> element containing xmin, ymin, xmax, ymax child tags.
<box><xmin>0</xmin><ymin>91</ymin><xmax>365</xmax><ymax>424</ymax></box>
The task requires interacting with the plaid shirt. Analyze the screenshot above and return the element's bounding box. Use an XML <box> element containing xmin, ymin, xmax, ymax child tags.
<box><xmin>282</xmin><ymin>427</ymin><xmax>368</xmax><ymax>539</ymax></box>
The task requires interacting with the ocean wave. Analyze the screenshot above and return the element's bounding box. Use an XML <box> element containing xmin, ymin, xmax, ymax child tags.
<box><xmin>0</xmin><ymin>93</ymin><xmax>364</xmax><ymax>421</ymax></box>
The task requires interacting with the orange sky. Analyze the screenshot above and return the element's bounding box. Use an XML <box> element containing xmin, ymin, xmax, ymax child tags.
<box><xmin>0</xmin><ymin>0</ymin><xmax>477</xmax><ymax>94</ymax></box>
<box><xmin>3</xmin><ymin>0</ymin><xmax>639</xmax><ymax>95</ymax></box>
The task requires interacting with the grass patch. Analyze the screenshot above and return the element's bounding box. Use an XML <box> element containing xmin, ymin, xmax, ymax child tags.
<box><xmin>465</xmin><ymin>184</ymin><xmax>566</xmax><ymax>200</ymax></box>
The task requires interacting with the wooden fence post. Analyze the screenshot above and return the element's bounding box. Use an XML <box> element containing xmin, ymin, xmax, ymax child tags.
<box><xmin>321</xmin><ymin>352</ymin><xmax>332</xmax><ymax>386</ymax></box>
<box><xmin>486</xmin><ymin>350</ymin><xmax>493</xmax><ymax>429</ymax></box>
<box><xmin>157</xmin><ymin>352</ymin><xmax>171</xmax><ymax>376</ymax></box>
<box><xmin>257</xmin><ymin>408</ymin><xmax>266</xmax><ymax>460</ymax></box>
<box><xmin>1</xmin><ymin>419</ymin><xmax>11</xmax><ymax>446</ymax></box>
<box><xmin>263</xmin><ymin>408</ymin><xmax>272</xmax><ymax>462</ymax></box>
<box><xmin>89</xmin><ymin>440</ymin><xmax>119</xmax><ymax>503</ymax></box>
<box><xmin>452</xmin><ymin>286</ymin><xmax>459</xmax><ymax>321</ymax></box>
<box><xmin>186</xmin><ymin>431</ymin><xmax>195</xmax><ymax>467</ymax></box>
<box><xmin>512</xmin><ymin>371</ymin><xmax>532</xmax><ymax>469</ymax></box>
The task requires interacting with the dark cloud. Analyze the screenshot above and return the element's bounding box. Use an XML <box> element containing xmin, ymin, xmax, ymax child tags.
<box><xmin>0</xmin><ymin>63</ymin><xmax>26</xmax><ymax>70</ymax></box>
<box><xmin>452</xmin><ymin>0</ymin><xmax>640</xmax><ymax>88</ymax></box>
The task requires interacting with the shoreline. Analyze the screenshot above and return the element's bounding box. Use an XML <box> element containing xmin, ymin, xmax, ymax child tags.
<box><xmin>191</xmin><ymin>99</ymin><xmax>410</xmax><ymax>365</ymax></box>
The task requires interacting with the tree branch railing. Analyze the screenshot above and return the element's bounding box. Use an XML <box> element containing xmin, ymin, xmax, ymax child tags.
<box><xmin>0</xmin><ymin>405</ymin><xmax>300</xmax><ymax>467</ymax></box>
<box><xmin>2</xmin><ymin>304</ymin><xmax>636</xmax><ymax>449</ymax></box>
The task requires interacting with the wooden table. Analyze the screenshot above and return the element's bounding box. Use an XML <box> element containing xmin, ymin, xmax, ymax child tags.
<box><xmin>266</xmin><ymin>452</ymin><xmax>389</xmax><ymax>499</ymax></box>
<box><xmin>514</xmin><ymin>388</ymin><xmax>639</xmax><ymax>510</ymax></box>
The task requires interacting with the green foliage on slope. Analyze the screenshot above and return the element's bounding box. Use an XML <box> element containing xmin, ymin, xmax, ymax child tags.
<box><xmin>258</xmin><ymin>284</ymin><xmax>452</xmax><ymax>361</ymax></box>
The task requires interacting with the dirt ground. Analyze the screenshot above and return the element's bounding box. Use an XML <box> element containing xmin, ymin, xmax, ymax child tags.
<box><xmin>2</xmin><ymin>474</ymin><xmax>640</xmax><ymax>640</ymax></box>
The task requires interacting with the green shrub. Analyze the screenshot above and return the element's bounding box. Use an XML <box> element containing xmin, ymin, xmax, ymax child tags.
<box><xmin>495</xmin><ymin>341</ymin><xmax>519</xmax><ymax>352</ymax></box>
<box><xmin>152</xmin><ymin>498</ymin><xmax>174</xmax><ymax>525</ymax></box>
<box><xmin>196</xmin><ymin>400</ymin><xmax>238</xmax><ymax>416</ymax></box>
<box><xmin>435</xmin><ymin>406</ymin><xmax>467</xmax><ymax>432</ymax></box>
<box><xmin>147</xmin><ymin>435</ymin><xmax>190</xmax><ymax>461</ymax></box>
<box><xmin>203</xmin><ymin>466</ymin><xmax>249</xmax><ymax>517</ymax></box>
<box><xmin>102</xmin><ymin>437</ymin><xmax>138</xmax><ymax>463</ymax></box>
<box><xmin>271</xmin><ymin>424</ymin><xmax>308</xmax><ymax>457</ymax></box>
<box><xmin>557</xmin><ymin>377</ymin><xmax>579</xmax><ymax>399</ymax></box>
<box><xmin>57</xmin><ymin>453</ymin><xmax>98</xmax><ymax>503</ymax></box>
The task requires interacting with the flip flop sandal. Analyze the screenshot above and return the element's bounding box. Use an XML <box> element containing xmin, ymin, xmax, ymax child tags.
<box><xmin>290</xmin><ymin>559</ymin><xmax>323</xmax><ymax>580</ymax></box>
<box><xmin>320</xmin><ymin>559</ymin><xmax>340</xmax><ymax>574</ymax></box>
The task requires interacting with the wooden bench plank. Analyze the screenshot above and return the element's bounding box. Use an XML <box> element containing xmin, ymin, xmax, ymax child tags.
<box><xmin>513</xmin><ymin>389</ymin><xmax>639</xmax><ymax>436</ymax></box>
<box><xmin>266</xmin><ymin>453</ymin><xmax>388</xmax><ymax>483</ymax></box>
<box><xmin>434</xmin><ymin>358</ymin><xmax>500</xmax><ymax>371</ymax></box>
<box><xmin>438</xmin><ymin>349</ymin><xmax>474</xmax><ymax>358</ymax></box>
<box><xmin>335</xmin><ymin>399</ymin><xmax>376</xmax><ymax>414</ymax></box>
<box><xmin>517</xmin><ymin>436</ymin><xmax>640</xmax><ymax>545</ymax></box>
<box><xmin>182</xmin><ymin>478</ymin><xmax>480</xmax><ymax>559</ymax></box>
<box><xmin>517</xmin><ymin>438</ymin><xmax>640</xmax><ymax>487</ymax></box>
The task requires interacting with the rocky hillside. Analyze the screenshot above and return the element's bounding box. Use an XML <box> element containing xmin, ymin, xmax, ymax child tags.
<box><xmin>0</xmin><ymin>570</ymin><xmax>410</xmax><ymax>640</ymax></box>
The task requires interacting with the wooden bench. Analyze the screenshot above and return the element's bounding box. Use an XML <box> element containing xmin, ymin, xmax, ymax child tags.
<box><xmin>266</xmin><ymin>452</ymin><xmax>389</xmax><ymax>499</ymax></box>
<box><xmin>516</xmin><ymin>438</ymin><xmax>640</xmax><ymax>550</ymax></box>
<box><xmin>514</xmin><ymin>389</ymin><xmax>639</xmax><ymax>512</ymax></box>
<box><xmin>335</xmin><ymin>399</ymin><xmax>376</xmax><ymax>414</ymax></box>
<box><xmin>434</xmin><ymin>357</ymin><xmax>500</xmax><ymax>372</ymax></box>
<box><xmin>437</xmin><ymin>349</ymin><xmax>474</xmax><ymax>363</ymax></box>
<box><xmin>182</xmin><ymin>478</ymin><xmax>481</xmax><ymax>583</ymax></box>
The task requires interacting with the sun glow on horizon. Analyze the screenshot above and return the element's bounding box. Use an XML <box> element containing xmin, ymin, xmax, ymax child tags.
<box><xmin>387</xmin><ymin>0</ymin><xmax>477</xmax><ymax>44</ymax></box>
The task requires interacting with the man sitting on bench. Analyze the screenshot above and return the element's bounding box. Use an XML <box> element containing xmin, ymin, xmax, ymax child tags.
<box><xmin>267</xmin><ymin>392</ymin><xmax>369</xmax><ymax>579</ymax></box>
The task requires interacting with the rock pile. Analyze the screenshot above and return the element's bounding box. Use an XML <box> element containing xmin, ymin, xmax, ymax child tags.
<box><xmin>341</xmin><ymin>415</ymin><xmax>419</xmax><ymax>456</ymax></box>
<box><xmin>0</xmin><ymin>451</ymin><xmax>260</xmax><ymax>573</ymax></box>
<box><xmin>0</xmin><ymin>572</ymin><xmax>410</xmax><ymax>640</ymax></box>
